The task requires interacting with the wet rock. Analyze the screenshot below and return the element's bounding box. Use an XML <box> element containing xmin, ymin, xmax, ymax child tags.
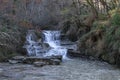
<box><xmin>89</xmin><ymin>56</ymin><xmax>96</xmax><ymax>60</ymax></box>
<box><xmin>11</xmin><ymin>56</ymin><xmax>26</xmax><ymax>63</ymax></box>
<box><xmin>48</xmin><ymin>55</ymin><xmax>62</xmax><ymax>61</ymax></box>
<box><xmin>9</xmin><ymin>60</ymin><xmax>19</xmax><ymax>64</ymax></box>
<box><xmin>23</xmin><ymin>57</ymin><xmax>45</xmax><ymax>64</ymax></box>
<box><xmin>12</xmin><ymin>56</ymin><xmax>26</xmax><ymax>61</ymax></box>
<box><xmin>60</xmin><ymin>40</ymin><xmax>75</xmax><ymax>46</ymax></box>
<box><xmin>27</xmin><ymin>30</ymin><xmax>38</xmax><ymax>41</ymax></box>
<box><xmin>10</xmin><ymin>55</ymin><xmax>62</xmax><ymax>66</ymax></box>
<box><xmin>23</xmin><ymin>55</ymin><xmax>62</xmax><ymax>65</ymax></box>
<box><xmin>50</xmin><ymin>59</ymin><xmax>61</xmax><ymax>65</ymax></box>
<box><xmin>33</xmin><ymin>59</ymin><xmax>61</xmax><ymax>67</ymax></box>
<box><xmin>67</xmin><ymin>49</ymin><xmax>83</xmax><ymax>58</ymax></box>
<box><xmin>42</xmin><ymin>43</ymin><xmax>51</xmax><ymax>50</ymax></box>
<box><xmin>34</xmin><ymin>62</ymin><xmax>46</xmax><ymax>67</ymax></box>
<box><xmin>60</xmin><ymin>34</ymin><xmax>67</xmax><ymax>40</ymax></box>
<box><xmin>101</xmin><ymin>53</ymin><xmax>116</xmax><ymax>65</ymax></box>
<box><xmin>24</xmin><ymin>31</ymin><xmax>51</xmax><ymax>56</ymax></box>
<box><xmin>67</xmin><ymin>49</ymin><xmax>89</xmax><ymax>58</ymax></box>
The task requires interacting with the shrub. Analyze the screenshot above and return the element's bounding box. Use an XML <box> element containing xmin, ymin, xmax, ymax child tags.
<box><xmin>111</xmin><ymin>13</ymin><xmax>120</xmax><ymax>26</ymax></box>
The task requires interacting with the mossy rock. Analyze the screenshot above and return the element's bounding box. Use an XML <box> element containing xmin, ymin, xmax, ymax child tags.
<box><xmin>101</xmin><ymin>53</ymin><xmax>115</xmax><ymax>64</ymax></box>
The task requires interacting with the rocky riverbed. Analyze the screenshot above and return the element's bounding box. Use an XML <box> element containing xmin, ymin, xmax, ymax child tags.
<box><xmin>0</xmin><ymin>58</ymin><xmax>120</xmax><ymax>80</ymax></box>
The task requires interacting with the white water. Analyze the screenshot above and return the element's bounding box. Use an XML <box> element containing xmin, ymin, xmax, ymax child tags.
<box><xmin>24</xmin><ymin>30</ymin><xmax>77</xmax><ymax>59</ymax></box>
<box><xmin>43</xmin><ymin>31</ymin><xmax>60</xmax><ymax>48</ymax></box>
<box><xmin>43</xmin><ymin>30</ymin><xmax>68</xmax><ymax>59</ymax></box>
<box><xmin>24</xmin><ymin>30</ymin><xmax>42</xmax><ymax>56</ymax></box>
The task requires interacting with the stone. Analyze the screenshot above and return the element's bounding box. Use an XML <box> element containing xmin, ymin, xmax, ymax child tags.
<box><xmin>60</xmin><ymin>40</ymin><xmax>75</xmax><ymax>46</ymax></box>
<box><xmin>11</xmin><ymin>56</ymin><xmax>26</xmax><ymax>63</ymax></box>
<box><xmin>67</xmin><ymin>49</ymin><xmax>89</xmax><ymax>58</ymax></box>
<box><xmin>60</xmin><ymin>34</ymin><xmax>67</xmax><ymax>40</ymax></box>
<box><xmin>67</xmin><ymin>49</ymin><xmax>80</xmax><ymax>58</ymax></box>
<box><xmin>10</xmin><ymin>55</ymin><xmax>62</xmax><ymax>66</ymax></box>
<box><xmin>23</xmin><ymin>55</ymin><xmax>62</xmax><ymax>65</ymax></box>
<box><xmin>89</xmin><ymin>56</ymin><xmax>96</xmax><ymax>60</ymax></box>
<box><xmin>8</xmin><ymin>60</ymin><xmax>19</xmax><ymax>64</ymax></box>
<box><xmin>34</xmin><ymin>62</ymin><xmax>46</xmax><ymax>67</ymax></box>
<box><xmin>48</xmin><ymin>55</ymin><xmax>62</xmax><ymax>61</ymax></box>
<box><xmin>42</xmin><ymin>43</ymin><xmax>50</xmax><ymax>49</ymax></box>
<box><xmin>27</xmin><ymin>30</ymin><xmax>38</xmax><ymax>41</ymax></box>
<box><xmin>12</xmin><ymin>56</ymin><xmax>26</xmax><ymax>61</ymax></box>
<box><xmin>50</xmin><ymin>59</ymin><xmax>61</xmax><ymax>65</ymax></box>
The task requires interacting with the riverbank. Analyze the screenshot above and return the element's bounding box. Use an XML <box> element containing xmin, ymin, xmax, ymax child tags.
<box><xmin>0</xmin><ymin>58</ymin><xmax>120</xmax><ymax>80</ymax></box>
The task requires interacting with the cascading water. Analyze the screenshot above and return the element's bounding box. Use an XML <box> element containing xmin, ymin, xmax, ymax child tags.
<box><xmin>24</xmin><ymin>30</ymin><xmax>38</xmax><ymax>56</ymax></box>
<box><xmin>43</xmin><ymin>31</ymin><xmax>60</xmax><ymax>48</ymax></box>
<box><xmin>43</xmin><ymin>30</ymin><xmax>68</xmax><ymax>59</ymax></box>
<box><xmin>24</xmin><ymin>30</ymin><xmax>77</xmax><ymax>59</ymax></box>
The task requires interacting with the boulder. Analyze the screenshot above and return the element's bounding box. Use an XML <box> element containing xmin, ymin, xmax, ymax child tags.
<box><xmin>67</xmin><ymin>49</ymin><xmax>89</xmax><ymax>59</ymax></box>
<box><xmin>60</xmin><ymin>34</ymin><xmax>67</xmax><ymax>40</ymax></box>
<box><xmin>12</xmin><ymin>56</ymin><xmax>26</xmax><ymax>60</ymax></box>
<box><xmin>42</xmin><ymin>43</ymin><xmax>51</xmax><ymax>50</ymax></box>
<box><xmin>8</xmin><ymin>60</ymin><xmax>19</xmax><ymax>64</ymax></box>
<box><xmin>33</xmin><ymin>58</ymin><xmax>61</xmax><ymax>67</ymax></box>
<box><xmin>9</xmin><ymin>55</ymin><xmax>62</xmax><ymax>66</ymax></box>
<box><xmin>60</xmin><ymin>40</ymin><xmax>75</xmax><ymax>46</ymax></box>
<box><xmin>48</xmin><ymin>55</ymin><xmax>62</xmax><ymax>61</ymax></box>
<box><xmin>23</xmin><ymin>55</ymin><xmax>62</xmax><ymax>64</ymax></box>
<box><xmin>27</xmin><ymin>30</ymin><xmax>38</xmax><ymax>41</ymax></box>
<box><xmin>50</xmin><ymin>59</ymin><xmax>61</xmax><ymax>65</ymax></box>
<box><xmin>33</xmin><ymin>61</ymin><xmax>46</xmax><ymax>67</ymax></box>
<box><xmin>9</xmin><ymin>56</ymin><xmax>26</xmax><ymax>64</ymax></box>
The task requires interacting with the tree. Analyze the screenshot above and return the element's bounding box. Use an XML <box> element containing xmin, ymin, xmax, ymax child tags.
<box><xmin>86</xmin><ymin>0</ymin><xmax>98</xmax><ymax>18</ymax></box>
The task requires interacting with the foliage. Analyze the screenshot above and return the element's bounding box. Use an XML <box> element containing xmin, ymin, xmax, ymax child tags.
<box><xmin>105</xmin><ymin>26</ymin><xmax>120</xmax><ymax>49</ymax></box>
<box><xmin>111</xmin><ymin>13</ymin><xmax>120</xmax><ymax>26</ymax></box>
<box><xmin>92</xmin><ymin>19</ymin><xmax>109</xmax><ymax>32</ymax></box>
<box><xmin>0</xmin><ymin>22</ymin><xmax>27</xmax><ymax>61</ymax></box>
<box><xmin>61</xmin><ymin>8</ymin><xmax>70</xmax><ymax>15</ymax></box>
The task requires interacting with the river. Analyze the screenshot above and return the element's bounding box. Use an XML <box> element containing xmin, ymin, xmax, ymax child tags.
<box><xmin>0</xmin><ymin>58</ymin><xmax>120</xmax><ymax>80</ymax></box>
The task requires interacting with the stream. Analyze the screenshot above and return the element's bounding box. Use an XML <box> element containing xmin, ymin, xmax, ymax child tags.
<box><xmin>0</xmin><ymin>30</ymin><xmax>120</xmax><ymax>80</ymax></box>
<box><xmin>0</xmin><ymin>59</ymin><xmax>120</xmax><ymax>80</ymax></box>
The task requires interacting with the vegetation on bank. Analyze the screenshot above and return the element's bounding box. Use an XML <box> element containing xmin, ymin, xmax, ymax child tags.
<box><xmin>0</xmin><ymin>18</ymin><xmax>27</xmax><ymax>61</ymax></box>
<box><xmin>61</xmin><ymin>0</ymin><xmax>120</xmax><ymax>66</ymax></box>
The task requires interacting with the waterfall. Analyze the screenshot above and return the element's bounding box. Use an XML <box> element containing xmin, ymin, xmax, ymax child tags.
<box><xmin>43</xmin><ymin>31</ymin><xmax>60</xmax><ymax>48</ymax></box>
<box><xmin>43</xmin><ymin>30</ymin><xmax>68</xmax><ymax>59</ymax></box>
<box><xmin>23</xmin><ymin>30</ymin><xmax>47</xmax><ymax>56</ymax></box>
<box><xmin>24</xmin><ymin>30</ymin><xmax>77</xmax><ymax>59</ymax></box>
